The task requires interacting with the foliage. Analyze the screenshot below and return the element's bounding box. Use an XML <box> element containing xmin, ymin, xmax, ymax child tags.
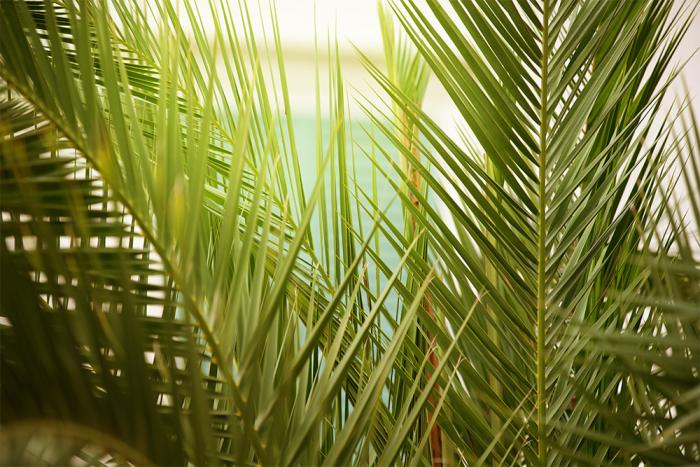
<box><xmin>0</xmin><ymin>0</ymin><xmax>698</xmax><ymax>465</ymax></box>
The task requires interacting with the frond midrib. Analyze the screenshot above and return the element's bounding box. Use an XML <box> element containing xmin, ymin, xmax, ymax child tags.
<box><xmin>536</xmin><ymin>0</ymin><xmax>551</xmax><ymax>464</ymax></box>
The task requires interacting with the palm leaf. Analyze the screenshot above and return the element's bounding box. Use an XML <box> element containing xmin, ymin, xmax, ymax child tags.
<box><xmin>361</xmin><ymin>0</ymin><xmax>696</xmax><ymax>464</ymax></box>
<box><xmin>2</xmin><ymin>0</ymin><xmax>698</xmax><ymax>465</ymax></box>
<box><xmin>0</xmin><ymin>0</ymin><xmax>449</xmax><ymax>464</ymax></box>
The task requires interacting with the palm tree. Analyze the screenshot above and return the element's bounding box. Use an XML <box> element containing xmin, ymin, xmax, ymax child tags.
<box><xmin>0</xmin><ymin>0</ymin><xmax>697</xmax><ymax>465</ymax></box>
<box><xmin>359</xmin><ymin>0</ymin><xmax>699</xmax><ymax>464</ymax></box>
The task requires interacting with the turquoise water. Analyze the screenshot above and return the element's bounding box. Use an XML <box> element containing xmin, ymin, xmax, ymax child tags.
<box><xmin>293</xmin><ymin>116</ymin><xmax>406</xmax><ymax>322</ymax></box>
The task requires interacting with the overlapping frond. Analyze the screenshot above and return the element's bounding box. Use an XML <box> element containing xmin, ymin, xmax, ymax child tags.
<box><xmin>0</xmin><ymin>0</ymin><xmax>457</xmax><ymax>464</ymax></box>
<box><xmin>363</xmin><ymin>0</ymin><xmax>696</xmax><ymax>464</ymax></box>
<box><xmin>0</xmin><ymin>86</ymin><xmax>228</xmax><ymax>464</ymax></box>
<box><xmin>1</xmin><ymin>0</ymin><xmax>697</xmax><ymax>465</ymax></box>
<box><xmin>580</xmin><ymin>101</ymin><xmax>699</xmax><ymax>464</ymax></box>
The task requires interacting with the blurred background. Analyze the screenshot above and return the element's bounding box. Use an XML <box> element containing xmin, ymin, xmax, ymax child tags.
<box><xmin>252</xmin><ymin>0</ymin><xmax>699</xmax><ymax>128</ymax></box>
<box><xmin>175</xmin><ymin>0</ymin><xmax>699</xmax><ymax>147</ymax></box>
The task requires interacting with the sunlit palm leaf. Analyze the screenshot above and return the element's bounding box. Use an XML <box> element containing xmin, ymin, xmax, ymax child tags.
<box><xmin>0</xmin><ymin>0</ymin><xmax>442</xmax><ymax>464</ymax></box>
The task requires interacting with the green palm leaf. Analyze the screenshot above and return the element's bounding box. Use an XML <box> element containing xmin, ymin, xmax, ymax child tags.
<box><xmin>2</xmin><ymin>0</ymin><xmax>698</xmax><ymax>465</ymax></box>
<box><xmin>361</xmin><ymin>0</ymin><xmax>697</xmax><ymax>464</ymax></box>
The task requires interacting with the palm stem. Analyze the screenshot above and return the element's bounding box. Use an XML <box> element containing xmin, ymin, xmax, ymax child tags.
<box><xmin>400</xmin><ymin>110</ymin><xmax>443</xmax><ymax>466</ymax></box>
<box><xmin>537</xmin><ymin>0</ymin><xmax>550</xmax><ymax>464</ymax></box>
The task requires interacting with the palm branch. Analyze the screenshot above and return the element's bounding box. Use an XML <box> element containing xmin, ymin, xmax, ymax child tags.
<box><xmin>1</xmin><ymin>0</ymin><xmax>698</xmax><ymax>465</ymax></box>
<box><xmin>360</xmin><ymin>0</ymin><xmax>698</xmax><ymax>464</ymax></box>
<box><xmin>0</xmin><ymin>0</ymin><xmax>439</xmax><ymax>464</ymax></box>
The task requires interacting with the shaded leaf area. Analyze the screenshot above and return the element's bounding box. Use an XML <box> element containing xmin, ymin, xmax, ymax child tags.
<box><xmin>0</xmin><ymin>5</ymin><xmax>427</xmax><ymax>450</ymax></box>
<box><xmin>583</xmin><ymin>256</ymin><xmax>700</xmax><ymax>465</ymax></box>
<box><xmin>0</xmin><ymin>421</ymin><xmax>157</xmax><ymax>466</ymax></box>
<box><xmin>0</xmin><ymin>90</ymin><xmax>227</xmax><ymax>465</ymax></box>
<box><xmin>582</xmin><ymin>100</ymin><xmax>700</xmax><ymax>464</ymax></box>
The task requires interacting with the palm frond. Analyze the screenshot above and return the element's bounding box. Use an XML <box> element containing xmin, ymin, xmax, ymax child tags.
<box><xmin>361</xmin><ymin>0</ymin><xmax>697</xmax><ymax>463</ymax></box>
<box><xmin>1</xmin><ymin>0</ymin><xmax>698</xmax><ymax>465</ymax></box>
